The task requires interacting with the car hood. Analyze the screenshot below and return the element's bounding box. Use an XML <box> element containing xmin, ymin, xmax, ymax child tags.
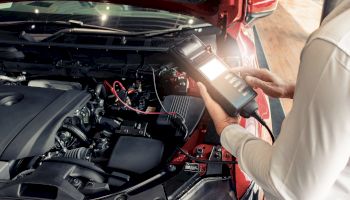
<box><xmin>82</xmin><ymin>0</ymin><xmax>245</xmax><ymax>28</ymax></box>
<box><xmin>1</xmin><ymin>0</ymin><xmax>278</xmax><ymax>28</ymax></box>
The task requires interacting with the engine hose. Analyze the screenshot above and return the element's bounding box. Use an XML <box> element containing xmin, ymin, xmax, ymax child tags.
<box><xmin>97</xmin><ymin>116</ymin><xmax>121</xmax><ymax>131</ymax></box>
<box><xmin>64</xmin><ymin>147</ymin><xmax>91</xmax><ymax>161</ymax></box>
<box><xmin>62</xmin><ymin>124</ymin><xmax>90</xmax><ymax>145</ymax></box>
<box><xmin>95</xmin><ymin>83</ymin><xmax>107</xmax><ymax>99</ymax></box>
<box><xmin>76</xmin><ymin>116</ymin><xmax>91</xmax><ymax>133</ymax></box>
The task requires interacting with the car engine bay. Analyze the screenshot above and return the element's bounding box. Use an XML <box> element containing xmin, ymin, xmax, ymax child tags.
<box><xmin>0</xmin><ymin>65</ymin><xmax>210</xmax><ymax>199</ymax></box>
<box><xmin>0</xmin><ymin>22</ymin><xmax>247</xmax><ymax>198</ymax></box>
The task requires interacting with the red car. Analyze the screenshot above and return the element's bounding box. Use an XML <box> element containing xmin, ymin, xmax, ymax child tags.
<box><xmin>0</xmin><ymin>0</ymin><xmax>278</xmax><ymax>199</ymax></box>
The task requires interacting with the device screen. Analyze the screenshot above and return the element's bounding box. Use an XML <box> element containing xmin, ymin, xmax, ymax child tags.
<box><xmin>198</xmin><ymin>58</ymin><xmax>227</xmax><ymax>81</ymax></box>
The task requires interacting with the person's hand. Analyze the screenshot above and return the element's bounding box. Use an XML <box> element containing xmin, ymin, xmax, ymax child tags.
<box><xmin>233</xmin><ymin>67</ymin><xmax>295</xmax><ymax>99</ymax></box>
<box><xmin>197</xmin><ymin>82</ymin><xmax>240</xmax><ymax>135</ymax></box>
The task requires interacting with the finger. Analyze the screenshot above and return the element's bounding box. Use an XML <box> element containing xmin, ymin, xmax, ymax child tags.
<box><xmin>197</xmin><ymin>82</ymin><xmax>223</xmax><ymax>113</ymax></box>
<box><xmin>230</xmin><ymin>67</ymin><xmax>247</xmax><ymax>75</ymax></box>
<box><xmin>231</xmin><ymin>68</ymin><xmax>273</xmax><ymax>82</ymax></box>
<box><xmin>197</xmin><ymin>82</ymin><xmax>230</xmax><ymax>121</ymax></box>
<box><xmin>197</xmin><ymin>82</ymin><xmax>240</xmax><ymax>134</ymax></box>
<box><xmin>197</xmin><ymin>82</ymin><xmax>217</xmax><ymax>108</ymax></box>
<box><xmin>197</xmin><ymin>82</ymin><xmax>209</xmax><ymax>100</ymax></box>
<box><xmin>245</xmin><ymin>76</ymin><xmax>283</xmax><ymax>98</ymax></box>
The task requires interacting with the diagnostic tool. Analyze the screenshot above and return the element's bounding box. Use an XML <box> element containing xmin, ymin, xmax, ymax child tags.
<box><xmin>171</xmin><ymin>35</ymin><xmax>258</xmax><ymax>118</ymax></box>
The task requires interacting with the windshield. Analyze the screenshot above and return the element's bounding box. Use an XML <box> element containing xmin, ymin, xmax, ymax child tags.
<box><xmin>0</xmin><ymin>1</ymin><xmax>207</xmax><ymax>32</ymax></box>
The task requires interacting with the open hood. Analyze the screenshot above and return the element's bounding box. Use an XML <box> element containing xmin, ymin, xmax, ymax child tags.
<box><xmin>88</xmin><ymin>0</ymin><xmax>243</xmax><ymax>28</ymax></box>
<box><xmin>98</xmin><ymin>0</ymin><xmax>278</xmax><ymax>26</ymax></box>
<box><xmin>1</xmin><ymin>0</ymin><xmax>277</xmax><ymax>28</ymax></box>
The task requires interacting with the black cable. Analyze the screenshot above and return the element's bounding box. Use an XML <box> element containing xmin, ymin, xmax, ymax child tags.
<box><xmin>177</xmin><ymin>147</ymin><xmax>238</xmax><ymax>164</ymax></box>
<box><xmin>251</xmin><ymin>111</ymin><xmax>275</xmax><ymax>143</ymax></box>
<box><xmin>151</xmin><ymin>68</ymin><xmax>172</xmax><ymax>116</ymax></box>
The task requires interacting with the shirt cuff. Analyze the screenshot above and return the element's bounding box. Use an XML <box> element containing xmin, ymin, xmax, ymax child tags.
<box><xmin>220</xmin><ymin>124</ymin><xmax>253</xmax><ymax>157</ymax></box>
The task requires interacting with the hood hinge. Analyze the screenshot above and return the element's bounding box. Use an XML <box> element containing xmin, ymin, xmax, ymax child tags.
<box><xmin>217</xmin><ymin>12</ymin><xmax>228</xmax><ymax>56</ymax></box>
<box><xmin>218</xmin><ymin>12</ymin><xmax>228</xmax><ymax>36</ymax></box>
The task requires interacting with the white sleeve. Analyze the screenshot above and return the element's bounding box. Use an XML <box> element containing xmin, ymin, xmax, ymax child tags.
<box><xmin>220</xmin><ymin>39</ymin><xmax>350</xmax><ymax>200</ymax></box>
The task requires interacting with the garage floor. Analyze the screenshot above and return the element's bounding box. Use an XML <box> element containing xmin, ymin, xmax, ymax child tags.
<box><xmin>255</xmin><ymin>0</ymin><xmax>323</xmax><ymax>114</ymax></box>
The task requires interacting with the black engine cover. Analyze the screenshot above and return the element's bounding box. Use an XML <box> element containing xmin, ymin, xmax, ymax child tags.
<box><xmin>0</xmin><ymin>85</ymin><xmax>90</xmax><ymax>160</ymax></box>
<box><xmin>108</xmin><ymin>136</ymin><xmax>164</xmax><ymax>174</ymax></box>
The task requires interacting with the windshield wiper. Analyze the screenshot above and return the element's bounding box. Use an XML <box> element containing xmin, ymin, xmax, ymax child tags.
<box><xmin>0</xmin><ymin>20</ymin><xmax>129</xmax><ymax>33</ymax></box>
<box><xmin>139</xmin><ymin>23</ymin><xmax>212</xmax><ymax>37</ymax></box>
<box><xmin>0</xmin><ymin>20</ymin><xmax>212</xmax><ymax>43</ymax></box>
<box><xmin>23</xmin><ymin>23</ymin><xmax>212</xmax><ymax>42</ymax></box>
<box><xmin>41</xmin><ymin>27</ymin><xmax>136</xmax><ymax>42</ymax></box>
<box><xmin>0</xmin><ymin>20</ymin><xmax>130</xmax><ymax>42</ymax></box>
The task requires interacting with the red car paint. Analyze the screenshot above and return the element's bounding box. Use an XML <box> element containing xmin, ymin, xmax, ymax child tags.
<box><xmin>248</xmin><ymin>0</ymin><xmax>279</xmax><ymax>14</ymax></box>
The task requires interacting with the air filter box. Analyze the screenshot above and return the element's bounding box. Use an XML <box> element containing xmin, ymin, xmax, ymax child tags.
<box><xmin>156</xmin><ymin>95</ymin><xmax>205</xmax><ymax>137</ymax></box>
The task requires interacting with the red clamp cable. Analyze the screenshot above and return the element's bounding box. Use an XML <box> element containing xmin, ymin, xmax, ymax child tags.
<box><xmin>104</xmin><ymin>80</ymin><xmax>176</xmax><ymax>116</ymax></box>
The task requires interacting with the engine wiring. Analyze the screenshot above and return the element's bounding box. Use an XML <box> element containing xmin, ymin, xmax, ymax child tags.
<box><xmin>103</xmin><ymin>80</ymin><xmax>175</xmax><ymax>115</ymax></box>
<box><xmin>177</xmin><ymin>147</ymin><xmax>238</xmax><ymax>164</ymax></box>
<box><xmin>104</xmin><ymin>72</ymin><xmax>189</xmax><ymax>139</ymax></box>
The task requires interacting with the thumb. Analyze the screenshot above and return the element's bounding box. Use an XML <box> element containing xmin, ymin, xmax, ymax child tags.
<box><xmin>197</xmin><ymin>82</ymin><xmax>210</xmax><ymax>101</ymax></box>
<box><xmin>197</xmin><ymin>82</ymin><xmax>222</xmax><ymax>114</ymax></box>
<box><xmin>197</xmin><ymin>82</ymin><xmax>207</xmax><ymax>93</ymax></box>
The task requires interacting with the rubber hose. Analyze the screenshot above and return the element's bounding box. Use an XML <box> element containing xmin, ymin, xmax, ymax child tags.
<box><xmin>62</xmin><ymin>124</ymin><xmax>90</xmax><ymax>145</ymax></box>
<box><xmin>95</xmin><ymin>83</ymin><xmax>106</xmax><ymax>99</ymax></box>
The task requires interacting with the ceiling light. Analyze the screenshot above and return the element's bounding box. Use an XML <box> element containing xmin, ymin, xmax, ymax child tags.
<box><xmin>101</xmin><ymin>14</ymin><xmax>108</xmax><ymax>22</ymax></box>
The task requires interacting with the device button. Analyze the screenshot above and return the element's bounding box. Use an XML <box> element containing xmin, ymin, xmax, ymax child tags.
<box><xmin>242</xmin><ymin>90</ymin><xmax>249</xmax><ymax>96</ymax></box>
<box><xmin>238</xmin><ymin>85</ymin><xmax>246</xmax><ymax>93</ymax></box>
<box><xmin>229</xmin><ymin>77</ymin><xmax>238</xmax><ymax>84</ymax></box>
<box><xmin>225</xmin><ymin>74</ymin><xmax>232</xmax><ymax>80</ymax></box>
<box><xmin>233</xmin><ymin>80</ymin><xmax>241</xmax><ymax>88</ymax></box>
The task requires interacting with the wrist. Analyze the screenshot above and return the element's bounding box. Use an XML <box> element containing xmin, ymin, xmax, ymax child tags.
<box><xmin>285</xmin><ymin>83</ymin><xmax>295</xmax><ymax>99</ymax></box>
<box><xmin>215</xmin><ymin>117</ymin><xmax>240</xmax><ymax>135</ymax></box>
<box><xmin>216</xmin><ymin>123</ymin><xmax>232</xmax><ymax>136</ymax></box>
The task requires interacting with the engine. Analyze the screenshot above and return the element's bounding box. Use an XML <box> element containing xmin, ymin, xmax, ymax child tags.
<box><xmin>0</xmin><ymin>70</ymin><xmax>205</xmax><ymax>199</ymax></box>
<box><xmin>0</xmin><ymin>85</ymin><xmax>91</xmax><ymax>160</ymax></box>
